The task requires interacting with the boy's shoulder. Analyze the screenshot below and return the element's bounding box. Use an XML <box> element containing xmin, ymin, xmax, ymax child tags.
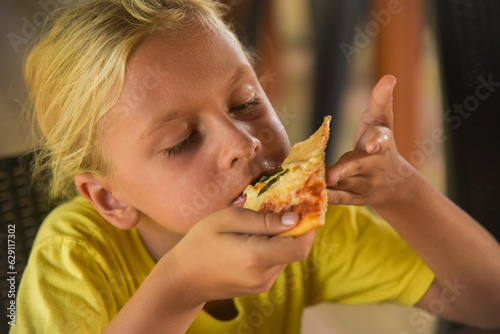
<box><xmin>16</xmin><ymin>197</ymin><xmax>155</xmax><ymax>332</ymax></box>
<box><xmin>33</xmin><ymin>196</ymin><xmax>110</xmax><ymax>246</ymax></box>
<box><xmin>320</xmin><ymin>204</ymin><xmax>395</xmax><ymax>238</ymax></box>
<box><xmin>31</xmin><ymin>196</ymin><xmax>147</xmax><ymax>260</ymax></box>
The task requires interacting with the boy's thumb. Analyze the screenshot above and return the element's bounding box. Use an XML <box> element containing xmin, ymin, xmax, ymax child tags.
<box><xmin>280</xmin><ymin>212</ymin><xmax>300</xmax><ymax>228</ymax></box>
<box><xmin>368</xmin><ymin>75</ymin><xmax>396</xmax><ymax>129</ymax></box>
<box><xmin>218</xmin><ymin>207</ymin><xmax>299</xmax><ymax>236</ymax></box>
<box><xmin>256</xmin><ymin>211</ymin><xmax>299</xmax><ymax>236</ymax></box>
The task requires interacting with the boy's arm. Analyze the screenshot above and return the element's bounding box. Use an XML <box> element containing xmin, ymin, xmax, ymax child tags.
<box><xmin>103</xmin><ymin>255</ymin><xmax>203</xmax><ymax>333</ymax></box>
<box><xmin>326</xmin><ymin>76</ymin><xmax>500</xmax><ymax>329</ymax></box>
<box><xmin>103</xmin><ymin>208</ymin><xmax>315</xmax><ymax>333</ymax></box>
<box><xmin>374</xmin><ymin>156</ymin><xmax>500</xmax><ymax>328</ymax></box>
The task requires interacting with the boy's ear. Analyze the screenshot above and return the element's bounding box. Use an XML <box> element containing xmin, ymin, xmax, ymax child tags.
<box><xmin>75</xmin><ymin>172</ymin><xmax>140</xmax><ymax>230</ymax></box>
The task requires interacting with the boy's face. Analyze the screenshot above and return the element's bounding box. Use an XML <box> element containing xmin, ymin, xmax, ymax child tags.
<box><xmin>102</xmin><ymin>24</ymin><xmax>290</xmax><ymax>235</ymax></box>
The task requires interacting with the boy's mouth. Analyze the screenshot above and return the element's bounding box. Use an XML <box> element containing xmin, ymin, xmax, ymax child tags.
<box><xmin>231</xmin><ymin>163</ymin><xmax>283</xmax><ymax>208</ymax></box>
<box><xmin>231</xmin><ymin>173</ymin><xmax>265</xmax><ymax>207</ymax></box>
<box><xmin>232</xmin><ymin>194</ymin><xmax>247</xmax><ymax>207</ymax></box>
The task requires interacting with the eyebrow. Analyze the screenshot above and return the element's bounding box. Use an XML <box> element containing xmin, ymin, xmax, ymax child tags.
<box><xmin>228</xmin><ymin>64</ymin><xmax>253</xmax><ymax>89</ymax></box>
<box><xmin>136</xmin><ymin>109</ymin><xmax>184</xmax><ymax>144</ymax></box>
<box><xmin>136</xmin><ymin>64</ymin><xmax>253</xmax><ymax>143</ymax></box>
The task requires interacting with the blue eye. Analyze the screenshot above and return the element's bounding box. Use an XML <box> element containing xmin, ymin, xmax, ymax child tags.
<box><xmin>163</xmin><ymin>130</ymin><xmax>199</xmax><ymax>157</ymax></box>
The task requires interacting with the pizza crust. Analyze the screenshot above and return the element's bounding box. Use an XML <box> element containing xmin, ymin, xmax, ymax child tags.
<box><xmin>243</xmin><ymin>116</ymin><xmax>331</xmax><ymax>236</ymax></box>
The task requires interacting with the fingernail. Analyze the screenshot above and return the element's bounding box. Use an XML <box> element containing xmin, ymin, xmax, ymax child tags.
<box><xmin>332</xmin><ymin>174</ymin><xmax>340</xmax><ymax>187</ymax></box>
<box><xmin>281</xmin><ymin>212</ymin><xmax>298</xmax><ymax>226</ymax></box>
<box><xmin>367</xmin><ymin>142</ymin><xmax>379</xmax><ymax>153</ymax></box>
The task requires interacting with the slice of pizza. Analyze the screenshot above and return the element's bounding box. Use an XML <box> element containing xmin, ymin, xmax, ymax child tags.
<box><xmin>243</xmin><ymin>116</ymin><xmax>331</xmax><ymax>236</ymax></box>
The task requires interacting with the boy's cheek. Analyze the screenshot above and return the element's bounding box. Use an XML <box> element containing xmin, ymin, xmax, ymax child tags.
<box><xmin>256</xmin><ymin>122</ymin><xmax>290</xmax><ymax>159</ymax></box>
<box><xmin>164</xmin><ymin>177</ymin><xmax>229</xmax><ymax>228</ymax></box>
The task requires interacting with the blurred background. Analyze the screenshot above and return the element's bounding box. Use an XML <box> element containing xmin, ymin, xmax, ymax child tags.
<box><xmin>1</xmin><ymin>0</ymin><xmax>500</xmax><ymax>333</ymax></box>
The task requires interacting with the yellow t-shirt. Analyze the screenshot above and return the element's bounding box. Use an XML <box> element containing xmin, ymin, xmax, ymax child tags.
<box><xmin>13</xmin><ymin>196</ymin><xmax>434</xmax><ymax>333</ymax></box>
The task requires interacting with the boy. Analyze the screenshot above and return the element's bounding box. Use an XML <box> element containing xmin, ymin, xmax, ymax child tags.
<box><xmin>14</xmin><ymin>0</ymin><xmax>500</xmax><ymax>333</ymax></box>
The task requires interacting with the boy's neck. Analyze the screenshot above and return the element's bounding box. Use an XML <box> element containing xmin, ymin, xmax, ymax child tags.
<box><xmin>135</xmin><ymin>215</ymin><xmax>184</xmax><ymax>262</ymax></box>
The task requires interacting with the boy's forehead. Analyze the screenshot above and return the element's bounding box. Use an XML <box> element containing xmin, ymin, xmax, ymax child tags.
<box><xmin>107</xmin><ymin>23</ymin><xmax>254</xmax><ymax>134</ymax></box>
<box><xmin>126</xmin><ymin>25</ymin><xmax>247</xmax><ymax>77</ymax></box>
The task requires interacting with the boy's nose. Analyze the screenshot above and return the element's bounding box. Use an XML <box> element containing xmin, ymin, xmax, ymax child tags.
<box><xmin>218</xmin><ymin>124</ymin><xmax>261</xmax><ymax>170</ymax></box>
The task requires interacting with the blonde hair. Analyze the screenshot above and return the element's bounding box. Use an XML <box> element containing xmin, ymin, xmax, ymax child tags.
<box><xmin>26</xmin><ymin>0</ymin><xmax>235</xmax><ymax>202</ymax></box>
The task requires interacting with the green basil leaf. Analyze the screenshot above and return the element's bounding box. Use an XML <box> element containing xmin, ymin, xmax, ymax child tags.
<box><xmin>257</xmin><ymin>168</ymin><xmax>289</xmax><ymax>197</ymax></box>
<box><xmin>253</xmin><ymin>167</ymin><xmax>284</xmax><ymax>185</ymax></box>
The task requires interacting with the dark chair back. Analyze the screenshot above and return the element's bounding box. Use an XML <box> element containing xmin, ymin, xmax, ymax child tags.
<box><xmin>0</xmin><ymin>155</ymin><xmax>54</xmax><ymax>333</ymax></box>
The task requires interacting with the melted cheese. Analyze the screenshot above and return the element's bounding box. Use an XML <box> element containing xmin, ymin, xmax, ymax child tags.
<box><xmin>243</xmin><ymin>158</ymin><xmax>322</xmax><ymax>211</ymax></box>
<box><xmin>243</xmin><ymin>116</ymin><xmax>331</xmax><ymax>236</ymax></box>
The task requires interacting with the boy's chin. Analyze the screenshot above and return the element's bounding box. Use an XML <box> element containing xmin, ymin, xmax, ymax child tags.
<box><xmin>231</xmin><ymin>194</ymin><xmax>247</xmax><ymax>207</ymax></box>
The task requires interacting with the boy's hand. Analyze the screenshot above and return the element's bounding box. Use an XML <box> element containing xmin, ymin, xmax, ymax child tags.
<box><xmin>164</xmin><ymin>207</ymin><xmax>315</xmax><ymax>305</ymax></box>
<box><xmin>326</xmin><ymin>75</ymin><xmax>409</xmax><ymax>207</ymax></box>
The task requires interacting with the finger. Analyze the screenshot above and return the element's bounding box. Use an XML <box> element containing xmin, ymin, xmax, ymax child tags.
<box><xmin>216</xmin><ymin>207</ymin><xmax>300</xmax><ymax>236</ymax></box>
<box><xmin>264</xmin><ymin>230</ymin><xmax>316</xmax><ymax>262</ymax></box>
<box><xmin>246</xmin><ymin>229</ymin><xmax>316</xmax><ymax>269</ymax></box>
<box><xmin>357</xmin><ymin>126</ymin><xmax>393</xmax><ymax>154</ymax></box>
<box><xmin>328</xmin><ymin>175</ymin><xmax>369</xmax><ymax>194</ymax></box>
<box><xmin>327</xmin><ymin>189</ymin><xmax>366</xmax><ymax>206</ymax></box>
<box><xmin>367</xmin><ymin>75</ymin><xmax>396</xmax><ymax>129</ymax></box>
<box><xmin>325</xmin><ymin>151</ymin><xmax>370</xmax><ymax>186</ymax></box>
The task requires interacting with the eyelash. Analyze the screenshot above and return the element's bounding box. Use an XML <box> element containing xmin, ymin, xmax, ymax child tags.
<box><xmin>230</xmin><ymin>97</ymin><xmax>261</xmax><ymax>113</ymax></box>
<box><xmin>162</xmin><ymin>98</ymin><xmax>261</xmax><ymax>157</ymax></box>
<box><xmin>163</xmin><ymin>130</ymin><xmax>198</xmax><ymax>157</ymax></box>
